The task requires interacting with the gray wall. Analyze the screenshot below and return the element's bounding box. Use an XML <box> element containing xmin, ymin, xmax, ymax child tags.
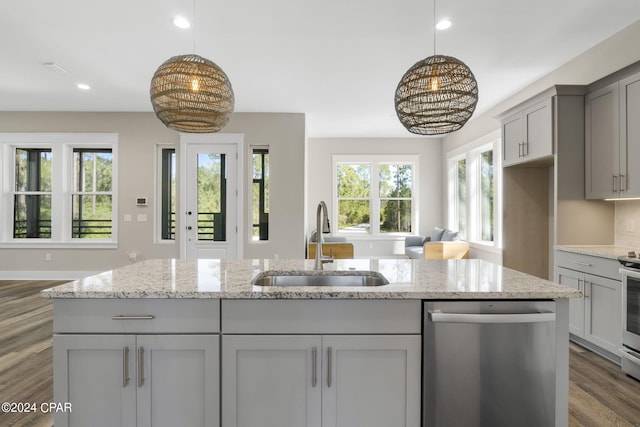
<box><xmin>306</xmin><ymin>137</ymin><xmax>442</xmax><ymax>258</ymax></box>
<box><xmin>0</xmin><ymin>111</ymin><xmax>305</xmax><ymax>278</ymax></box>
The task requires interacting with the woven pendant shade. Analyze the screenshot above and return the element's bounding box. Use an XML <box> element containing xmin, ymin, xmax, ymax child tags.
<box><xmin>395</xmin><ymin>54</ymin><xmax>478</xmax><ymax>135</ymax></box>
<box><xmin>150</xmin><ymin>54</ymin><xmax>234</xmax><ymax>133</ymax></box>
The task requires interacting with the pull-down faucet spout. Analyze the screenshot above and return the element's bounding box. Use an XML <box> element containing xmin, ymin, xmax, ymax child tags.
<box><xmin>314</xmin><ymin>201</ymin><xmax>333</xmax><ymax>270</ymax></box>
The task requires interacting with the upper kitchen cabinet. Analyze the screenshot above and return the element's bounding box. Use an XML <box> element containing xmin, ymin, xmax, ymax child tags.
<box><xmin>586</xmin><ymin>71</ymin><xmax>640</xmax><ymax>199</ymax></box>
<box><xmin>501</xmin><ymin>97</ymin><xmax>553</xmax><ymax>167</ymax></box>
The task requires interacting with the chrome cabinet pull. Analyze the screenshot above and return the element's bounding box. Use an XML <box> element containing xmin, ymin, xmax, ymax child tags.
<box><xmin>112</xmin><ymin>315</ymin><xmax>155</xmax><ymax>320</ymax></box>
<box><xmin>122</xmin><ymin>347</ymin><xmax>130</xmax><ymax>387</ymax></box>
<box><xmin>138</xmin><ymin>347</ymin><xmax>145</xmax><ymax>388</ymax></box>
<box><xmin>518</xmin><ymin>142</ymin><xmax>523</xmax><ymax>158</ymax></box>
<box><xmin>620</xmin><ymin>173</ymin><xmax>626</xmax><ymax>192</ymax></box>
<box><xmin>327</xmin><ymin>347</ymin><xmax>332</xmax><ymax>388</ymax></box>
<box><xmin>613</xmin><ymin>174</ymin><xmax>618</xmax><ymax>193</ymax></box>
<box><xmin>311</xmin><ymin>347</ymin><xmax>317</xmax><ymax>388</ymax></box>
<box><xmin>523</xmin><ymin>141</ymin><xmax>528</xmax><ymax>156</ymax></box>
<box><xmin>574</xmin><ymin>261</ymin><xmax>592</xmax><ymax>267</ymax></box>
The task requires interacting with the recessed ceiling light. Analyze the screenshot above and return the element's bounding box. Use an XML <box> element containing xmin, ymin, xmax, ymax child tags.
<box><xmin>173</xmin><ymin>16</ymin><xmax>190</xmax><ymax>29</ymax></box>
<box><xmin>436</xmin><ymin>19</ymin><xmax>452</xmax><ymax>30</ymax></box>
<box><xmin>77</xmin><ymin>83</ymin><xmax>91</xmax><ymax>90</ymax></box>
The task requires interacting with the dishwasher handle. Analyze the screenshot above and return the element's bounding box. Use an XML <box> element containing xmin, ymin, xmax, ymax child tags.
<box><xmin>429</xmin><ymin>310</ymin><xmax>555</xmax><ymax>324</ymax></box>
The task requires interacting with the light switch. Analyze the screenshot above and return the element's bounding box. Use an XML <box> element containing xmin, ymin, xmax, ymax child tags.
<box><xmin>124</xmin><ymin>214</ymin><xmax>132</xmax><ymax>222</ymax></box>
<box><xmin>137</xmin><ymin>214</ymin><xmax>147</xmax><ymax>222</ymax></box>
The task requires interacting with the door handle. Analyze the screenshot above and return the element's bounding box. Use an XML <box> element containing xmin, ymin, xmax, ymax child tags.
<box><xmin>187</xmin><ymin>226</ymin><xmax>192</xmax><ymax>231</ymax></box>
<box><xmin>138</xmin><ymin>347</ymin><xmax>145</xmax><ymax>388</ymax></box>
<box><xmin>311</xmin><ymin>347</ymin><xmax>317</xmax><ymax>388</ymax></box>
<box><xmin>122</xmin><ymin>346</ymin><xmax>130</xmax><ymax>387</ymax></box>
<box><xmin>327</xmin><ymin>347</ymin><xmax>332</xmax><ymax>388</ymax></box>
<box><xmin>429</xmin><ymin>310</ymin><xmax>556</xmax><ymax>324</ymax></box>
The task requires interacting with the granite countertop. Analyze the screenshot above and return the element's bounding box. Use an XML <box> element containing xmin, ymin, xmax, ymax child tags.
<box><xmin>555</xmin><ymin>244</ymin><xmax>638</xmax><ymax>260</ymax></box>
<box><xmin>41</xmin><ymin>258</ymin><xmax>580</xmax><ymax>300</ymax></box>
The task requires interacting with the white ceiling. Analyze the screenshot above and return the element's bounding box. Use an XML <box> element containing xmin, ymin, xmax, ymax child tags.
<box><xmin>2</xmin><ymin>0</ymin><xmax>640</xmax><ymax>137</ymax></box>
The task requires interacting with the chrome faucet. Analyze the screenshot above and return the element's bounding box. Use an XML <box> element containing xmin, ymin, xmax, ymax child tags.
<box><xmin>314</xmin><ymin>201</ymin><xmax>333</xmax><ymax>270</ymax></box>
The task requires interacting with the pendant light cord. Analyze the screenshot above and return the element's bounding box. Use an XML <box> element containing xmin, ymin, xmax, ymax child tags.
<box><xmin>193</xmin><ymin>0</ymin><xmax>196</xmax><ymax>54</ymax></box>
<box><xmin>432</xmin><ymin>0</ymin><xmax>436</xmax><ymax>55</ymax></box>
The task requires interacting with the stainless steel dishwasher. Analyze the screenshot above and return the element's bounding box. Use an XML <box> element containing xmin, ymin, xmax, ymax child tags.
<box><xmin>423</xmin><ymin>300</ymin><xmax>557</xmax><ymax>427</ymax></box>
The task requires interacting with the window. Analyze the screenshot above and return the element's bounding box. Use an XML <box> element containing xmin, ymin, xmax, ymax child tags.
<box><xmin>251</xmin><ymin>147</ymin><xmax>269</xmax><ymax>241</ymax></box>
<box><xmin>72</xmin><ymin>149</ymin><xmax>113</xmax><ymax>238</ymax></box>
<box><xmin>447</xmin><ymin>135</ymin><xmax>500</xmax><ymax>246</ymax></box>
<box><xmin>158</xmin><ymin>146</ymin><xmax>176</xmax><ymax>241</ymax></box>
<box><xmin>0</xmin><ymin>133</ymin><xmax>118</xmax><ymax>247</ymax></box>
<box><xmin>334</xmin><ymin>155</ymin><xmax>417</xmax><ymax>236</ymax></box>
<box><xmin>480</xmin><ymin>150</ymin><xmax>494</xmax><ymax>241</ymax></box>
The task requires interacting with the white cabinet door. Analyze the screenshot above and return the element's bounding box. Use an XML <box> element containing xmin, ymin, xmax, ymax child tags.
<box><xmin>53</xmin><ymin>334</ymin><xmax>137</xmax><ymax>427</ymax></box>
<box><xmin>584</xmin><ymin>274</ymin><xmax>623</xmax><ymax>355</ymax></box>
<box><xmin>586</xmin><ymin>82</ymin><xmax>620</xmax><ymax>199</ymax></box>
<box><xmin>222</xmin><ymin>335</ymin><xmax>322</xmax><ymax>427</ymax></box>
<box><xmin>54</xmin><ymin>334</ymin><xmax>219</xmax><ymax>427</ymax></box>
<box><xmin>321</xmin><ymin>335</ymin><xmax>421</xmax><ymax>427</ymax></box>
<box><xmin>137</xmin><ymin>335</ymin><xmax>219</xmax><ymax>427</ymax></box>
<box><xmin>523</xmin><ymin>98</ymin><xmax>553</xmax><ymax>161</ymax></box>
<box><xmin>556</xmin><ymin>267</ymin><xmax>585</xmax><ymax>337</ymax></box>
<box><xmin>502</xmin><ymin>113</ymin><xmax>524</xmax><ymax>166</ymax></box>
<box><xmin>619</xmin><ymin>72</ymin><xmax>640</xmax><ymax>198</ymax></box>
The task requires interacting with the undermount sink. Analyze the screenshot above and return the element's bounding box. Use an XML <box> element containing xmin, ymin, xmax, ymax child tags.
<box><xmin>252</xmin><ymin>270</ymin><xmax>389</xmax><ymax>287</ymax></box>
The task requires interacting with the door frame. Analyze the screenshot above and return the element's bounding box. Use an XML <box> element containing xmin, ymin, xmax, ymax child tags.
<box><xmin>179</xmin><ymin>133</ymin><xmax>244</xmax><ymax>259</ymax></box>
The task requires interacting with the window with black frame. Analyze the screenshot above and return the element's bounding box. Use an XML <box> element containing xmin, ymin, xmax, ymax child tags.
<box><xmin>252</xmin><ymin>148</ymin><xmax>269</xmax><ymax>241</ymax></box>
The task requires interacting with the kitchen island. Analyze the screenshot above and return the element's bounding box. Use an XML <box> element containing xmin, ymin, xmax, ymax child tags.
<box><xmin>43</xmin><ymin>258</ymin><xmax>580</xmax><ymax>427</ymax></box>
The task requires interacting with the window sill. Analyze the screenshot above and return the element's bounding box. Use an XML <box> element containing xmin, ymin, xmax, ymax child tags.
<box><xmin>0</xmin><ymin>241</ymin><xmax>118</xmax><ymax>249</ymax></box>
<box><xmin>467</xmin><ymin>241</ymin><xmax>502</xmax><ymax>255</ymax></box>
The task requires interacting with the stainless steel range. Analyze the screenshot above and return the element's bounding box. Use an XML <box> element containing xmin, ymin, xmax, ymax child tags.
<box><xmin>618</xmin><ymin>252</ymin><xmax>640</xmax><ymax>380</ymax></box>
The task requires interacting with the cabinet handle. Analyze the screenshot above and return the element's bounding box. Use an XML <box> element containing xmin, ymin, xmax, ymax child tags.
<box><xmin>112</xmin><ymin>315</ymin><xmax>155</xmax><ymax>320</ymax></box>
<box><xmin>523</xmin><ymin>141</ymin><xmax>528</xmax><ymax>156</ymax></box>
<box><xmin>573</xmin><ymin>261</ymin><xmax>592</xmax><ymax>267</ymax></box>
<box><xmin>613</xmin><ymin>174</ymin><xmax>618</xmax><ymax>193</ymax></box>
<box><xmin>327</xmin><ymin>347</ymin><xmax>332</xmax><ymax>388</ymax></box>
<box><xmin>138</xmin><ymin>347</ymin><xmax>145</xmax><ymax>388</ymax></box>
<box><xmin>620</xmin><ymin>174</ymin><xmax>626</xmax><ymax>192</ymax></box>
<box><xmin>584</xmin><ymin>282</ymin><xmax>590</xmax><ymax>299</ymax></box>
<box><xmin>311</xmin><ymin>347</ymin><xmax>317</xmax><ymax>388</ymax></box>
<box><xmin>518</xmin><ymin>142</ymin><xmax>523</xmax><ymax>158</ymax></box>
<box><xmin>122</xmin><ymin>346</ymin><xmax>130</xmax><ymax>388</ymax></box>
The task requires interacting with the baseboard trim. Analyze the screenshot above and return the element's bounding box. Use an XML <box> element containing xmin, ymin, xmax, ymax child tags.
<box><xmin>0</xmin><ymin>271</ymin><xmax>99</xmax><ymax>280</ymax></box>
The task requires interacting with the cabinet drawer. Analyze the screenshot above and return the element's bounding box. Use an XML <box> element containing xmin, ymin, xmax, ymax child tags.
<box><xmin>555</xmin><ymin>250</ymin><xmax>621</xmax><ymax>280</ymax></box>
<box><xmin>221</xmin><ymin>300</ymin><xmax>421</xmax><ymax>334</ymax></box>
<box><xmin>53</xmin><ymin>299</ymin><xmax>220</xmax><ymax>333</ymax></box>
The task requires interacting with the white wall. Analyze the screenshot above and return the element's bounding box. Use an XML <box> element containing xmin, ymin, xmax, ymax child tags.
<box><xmin>0</xmin><ymin>111</ymin><xmax>305</xmax><ymax>278</ymax></box>
<box><xmin>306</xmin><ymin>137</ymin><xmax>442</xmax><ymax>258</ymax></box>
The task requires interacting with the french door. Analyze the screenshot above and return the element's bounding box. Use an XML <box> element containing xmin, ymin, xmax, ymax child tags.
<box><xmin>180</xmin><ymin>134</ymin><xmax>243</xmax><ymax>259</ymax></box>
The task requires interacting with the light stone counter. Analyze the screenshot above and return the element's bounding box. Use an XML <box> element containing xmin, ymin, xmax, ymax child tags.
<box><xmin>555</xmin><ymin>244</ymin><xmax>637</xmax><ymax>260</ymax></box>
<box><xmin>42</xmin><ymin>258</ymin><xmax>580</xmax><ymax>300</ymax></box>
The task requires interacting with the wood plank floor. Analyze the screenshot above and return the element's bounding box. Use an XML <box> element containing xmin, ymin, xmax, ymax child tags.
<box><xmin>1</xmin><ymin>280</ymin><xmax>640</xmax><ymax>426</ymax></box>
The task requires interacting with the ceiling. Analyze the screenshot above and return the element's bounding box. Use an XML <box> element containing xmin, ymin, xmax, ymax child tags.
<box><xmin>2</xmin><ymin>0</ymin><xmax>640</xmax><ymax>137</ymax></box>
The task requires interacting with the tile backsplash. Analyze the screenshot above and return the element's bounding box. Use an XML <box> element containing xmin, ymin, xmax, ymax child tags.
<box><xmin>615</xmin><ymin>200</ymin><xmax>640</xmax><ymax>247</ymax></box>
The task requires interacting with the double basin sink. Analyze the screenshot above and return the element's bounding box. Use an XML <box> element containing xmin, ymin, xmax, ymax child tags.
<box><xmin>252</xmin><ymin>270</ymin><xmax>389</xmax><ymax>287</ymax></box>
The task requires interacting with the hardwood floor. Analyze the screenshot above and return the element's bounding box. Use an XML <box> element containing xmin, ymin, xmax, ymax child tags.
<box><xmin>0</xmin><ymin>280</ymin><xmax>63</xmax><ymax>427</ymax></box>
<box><xmin>1</xmin><ymin>280</ymin><xmax>640</xmax><ymax>426</ymax></box>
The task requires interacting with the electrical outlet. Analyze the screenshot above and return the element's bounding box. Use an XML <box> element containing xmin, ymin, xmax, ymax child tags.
<box><xmin>627</xmin><ymin>219</ymin><xmax>636</xmax><ymax>232</ymax></box>
<box><xmin>45</xmin><ymin>253</ymin><xmax>52</xmax><ymax>261</ymax></box>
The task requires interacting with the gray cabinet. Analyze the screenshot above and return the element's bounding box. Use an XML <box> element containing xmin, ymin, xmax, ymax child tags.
<box><xmin>222</xmin><ymin>334</ymin><xmax>420</xmax><ymax>427</ymax></box>
<box><xmin>220</xmin><ymin>300</ymin><xmax>421</xmax><ymax>427</ymax></box>
<box><xmin>501</xmin><ymin>98</ymin><xmax>553</xmax><ymax>167</ymax></box>
<box><xmin>52</xmin><ymin>299</ymin><xmax>221</xmax><ymax>427</ymax></box>
<box><xmin>586</xmin><ymin>72</ymin><xmax>640</xmax><ymax>199</ymax></box>
<box><xmin>555</xmin><ymin>251</ymin><xmax>622</xmax><ymax>362</ymax></box>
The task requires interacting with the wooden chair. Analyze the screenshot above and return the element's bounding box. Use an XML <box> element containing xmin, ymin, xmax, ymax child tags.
<box><xmin>307</xmin><ymin>243</ymin><xmax>354</xmax><ymax>259</ymax></box>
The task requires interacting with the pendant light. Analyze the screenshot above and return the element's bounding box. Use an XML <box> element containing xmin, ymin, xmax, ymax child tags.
<box><xmin>150</xmin><ymin>1</ymin><xmax>234</xmax><ymax>133</ymax></box>
<box><xmin>394</xmin><ymin>0</ymin><xmax>478</xmax><ymax>135</ymax></box>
